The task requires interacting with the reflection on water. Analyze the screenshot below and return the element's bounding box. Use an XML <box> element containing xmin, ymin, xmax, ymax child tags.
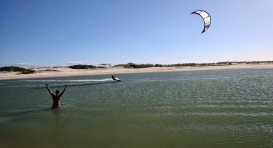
<box><xmin>1</xmin><ymin>109</ymin><xmax>48</xmax><ymax>117</ymax></box>
<box><xmin>0</xmin><ymin>69</ymin><xmax>273</xmax><ymax>147</ymax></box>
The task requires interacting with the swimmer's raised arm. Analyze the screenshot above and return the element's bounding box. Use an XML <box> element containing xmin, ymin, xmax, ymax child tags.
<box><xmin>46</xmin><ymin>84</ymin><xmax>53</xmax><ymax>94</ymax></box>
<box><xmin>59</xmin><ymin>85</ymin><xmax>67</xmax><ymax>97</ymax></box>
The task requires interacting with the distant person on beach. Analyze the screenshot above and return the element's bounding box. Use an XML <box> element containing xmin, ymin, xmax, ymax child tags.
<box><xmin>46</xmin><ymin>84</ymin><xmax>67</xmax><ymax>109</ymax></box>
<box><xmin>112</xmin><ymin>75</ymin><xmax>117</xmax><ymax>80</ymax></box>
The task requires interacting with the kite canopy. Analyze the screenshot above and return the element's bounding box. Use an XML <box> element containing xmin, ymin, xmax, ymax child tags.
<box><xmin>191</xmin><ymin>10</ymin><xmax>211</xmax><ymax>33</ymax></box>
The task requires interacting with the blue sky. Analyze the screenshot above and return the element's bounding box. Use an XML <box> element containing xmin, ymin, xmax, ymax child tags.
<box><xmin>0</xmin><ymin>0</ymin><xmax>273</xmax><ymax>66</ymax></box>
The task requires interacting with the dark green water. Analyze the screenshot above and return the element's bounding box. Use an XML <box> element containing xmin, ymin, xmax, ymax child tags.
<box><xmin>0</xmin><ymin>69</ymin><xmax>273</xmax><ymax>148</ymax></box>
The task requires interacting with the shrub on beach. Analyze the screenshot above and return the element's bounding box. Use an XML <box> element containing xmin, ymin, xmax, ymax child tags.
<box><xmin>0</xmin><ymin>66</ymin><xmax>35</xmax><ymax>74</ymax></box>
<box><xmin>20</xmin><ymin>69</ymin><xmax>35</xmax><ymax>74</ymax></box>
<box><xmin>69</xmin><ymin>64</ymin><xmax>97</xmax><ymax>69</ymax></box>
<box><xmin>155</xmin><ymin>64</ymin><xmax>163</xmax><ymax>67</ymax></box>
<box><xmin>124</xmin><ymin>63</ymin><xmax>154</xmax><ymax>68</ymax></box>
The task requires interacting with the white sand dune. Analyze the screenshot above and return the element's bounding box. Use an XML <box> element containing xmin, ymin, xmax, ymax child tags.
<box><xmin>1</xmin><ymin>64</ymin><xmax>273</xmax><ymax>80</ymax></box>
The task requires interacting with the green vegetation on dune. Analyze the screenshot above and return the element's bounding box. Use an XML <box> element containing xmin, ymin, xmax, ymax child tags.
<box><xmin>2</xmin><ymin>61</ymin><xmax>272</xmax><ymax>72</ymax></box>
<box><xmin>0</xmin><ymin>66</ymin><xmax>35</xmax><ymax>74</ymax></box>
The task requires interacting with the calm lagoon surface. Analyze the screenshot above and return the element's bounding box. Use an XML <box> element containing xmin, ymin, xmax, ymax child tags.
<box><xmin>0</xmin><ymin>69</ymin><xmax>273</xmax><ymax>147</ymax></box>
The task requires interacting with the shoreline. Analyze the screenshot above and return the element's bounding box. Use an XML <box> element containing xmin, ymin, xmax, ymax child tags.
<box><xmin>1</xmin><ymin>63</ymin><xmax>273</xmax><ymax>80</ymax></box>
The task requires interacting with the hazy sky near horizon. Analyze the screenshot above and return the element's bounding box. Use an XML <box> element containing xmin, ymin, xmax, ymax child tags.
<box><xmin>1</xmin><ymin>0</ymin><xmax>273</xmax><ymax>66</ymax></box>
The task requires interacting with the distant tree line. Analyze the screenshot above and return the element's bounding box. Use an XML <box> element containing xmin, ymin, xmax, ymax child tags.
<box><xmin>68</xmin><ymin>64</ymin><xmax>107</xmax><ymax>69</ymax></box>
<box><xmin>114</xmin><ymin>61</ymin><xmax>273</xmax><ymax>68</ymax></box>
<box><xmin>115</xmin><ymin>63</ymin><xmax>165</xmax><ymax>68</ymax></box>
<box><xmin>0</xmin><ymin>66</ymin><xmax>35</xmax><ymax>74</ymax></box>
<box><xmin>164</xmin><ymin>62</ymin><xmax>233</xmax><ymax>67</ymax></box>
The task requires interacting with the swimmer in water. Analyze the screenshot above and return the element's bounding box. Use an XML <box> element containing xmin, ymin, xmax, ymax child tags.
<box><xmin>46</xmin><ymin>84</ymin><xmax>67</xmax><ymax>109</ymax></box>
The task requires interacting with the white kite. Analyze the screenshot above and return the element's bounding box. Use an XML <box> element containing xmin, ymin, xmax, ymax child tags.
<box><xmin>191</xmin><ymin>10</ymin><xmax>211</xmax><ymax>33</ymax></box>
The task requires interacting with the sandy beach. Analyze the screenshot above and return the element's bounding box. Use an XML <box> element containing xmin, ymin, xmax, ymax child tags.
<box><xmin>1</xmin><ymin>64</ymin><xmax>273</xmax><ymax>80</ymax></box>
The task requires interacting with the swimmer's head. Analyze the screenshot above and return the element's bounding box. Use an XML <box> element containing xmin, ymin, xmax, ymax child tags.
<box><xmin>55</xmin><ymin>90</ymin><xmax>60</xmax><ymax>94</ymax></box>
